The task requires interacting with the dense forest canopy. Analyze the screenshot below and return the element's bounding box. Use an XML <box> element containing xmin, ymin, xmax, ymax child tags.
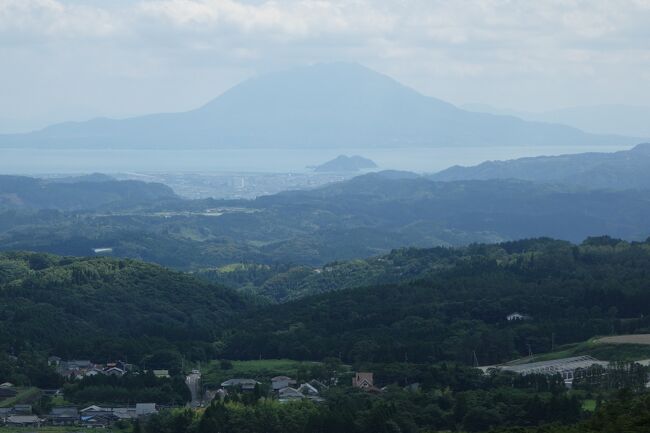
<box><xmin>221</xmin><ymin>237</ymin><xmax>650</xmax><ymax>365</ymax></box>
<box><xmin>3</xmin><ymin>237</ymin><xmax>650</xmax><ymax>369</ymax></box>
<box><xmin>0</xmin><ymin>252</ymin><xmax>248</xmax><ymax>363</ymax></box>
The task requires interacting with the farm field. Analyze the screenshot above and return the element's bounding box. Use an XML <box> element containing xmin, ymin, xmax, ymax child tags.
<box><xmin>504</xmin><ymin>337</ymin><xmax>650</xmax><ymax>365</ymax></box>
<box><xmin>0</xmin><ymin>387</ymin><xmax>40</xmax><ymax>408</ymax></box>
<box><xmin>201</xmin><ymin>359</ymin><xmax>329</xmax><ymax>388</ymax></box>
<box><xmin>594</xmin><ymin>334</ymin><xmax>650</xmax><ymax>345</ymax></box>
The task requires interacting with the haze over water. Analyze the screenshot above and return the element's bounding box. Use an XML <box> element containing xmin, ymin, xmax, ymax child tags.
<box><xmin>0</xmin><ymin>145</ymin><xmax>631</xmax><ymax>175</ymax></box>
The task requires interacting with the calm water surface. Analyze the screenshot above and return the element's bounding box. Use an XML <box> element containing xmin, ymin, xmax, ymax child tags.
<box><xmin>0</xmin><ymin>145</ymin><xmax>632</xmax><ymax>175</ymax></box>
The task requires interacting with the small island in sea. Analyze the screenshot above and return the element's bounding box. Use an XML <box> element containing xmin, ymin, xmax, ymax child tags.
<box><xmin>312</xmin><ymin>155</ymin><xmax>378</xmax><ymax>172</ymax></box>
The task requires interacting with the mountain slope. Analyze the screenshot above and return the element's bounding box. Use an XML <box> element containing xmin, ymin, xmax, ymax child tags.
<box><xmin>464</xmin><ymin>103</ymin><xmax>650</xmax><ymax>137</ymax></box>
<box><xmin>0</xmin><ymin>63</ymin><xmax>635</xmax><ymax>149</ymax></box>
<box><xmin>430</xmin><ymin>142</ymin><xmax>650</xmax><ymax>189</ymax></box>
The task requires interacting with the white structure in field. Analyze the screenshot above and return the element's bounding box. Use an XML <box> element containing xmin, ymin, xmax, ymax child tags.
<box><xmin>480</xmin><ymin>356</ymin><xmax>608</xmax><ymax>385</ymax></box>
<box><xmin>506</xmin><ymin>312</ymin><xmax>530</xmax><ymax>321</ymax></box>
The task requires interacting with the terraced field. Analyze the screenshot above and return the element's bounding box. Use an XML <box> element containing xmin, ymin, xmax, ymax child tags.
<box><xmin>594</xmin><ymin>334</ymin><xmax>650</xmax><ymax>345</ymax></box>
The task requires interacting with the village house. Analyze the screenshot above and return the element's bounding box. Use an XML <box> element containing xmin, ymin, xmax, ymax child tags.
<box><xmin>276</xmin><ymin>383</ymin><xmax>324</xmax><ymax>403</ymax></box>
<box><xmin>78</xmin><ymin>403</ymin><xmax>156</xmax><ymax>427</ymax></box>
<box><xmin>136</xmin><ymin>403</ymin><xmax>157</xmax><ymax>417</ymax></box>
<box><xmin>352</xmin><ymin>372</ymin><xmax>374</xmax><ymax>389</ymax></box>
<box><xmin>81</xmin><ymin>412</ymin><xmax>116</xmax><ymax>428</ymax></box>
<box><xmin>61</xmin><ymin>360</ymin><xmax>93</xmax><ymax>370</ymax></box>
<box><xmin>80</xmin><ymin>405</ymin><xmax>111</xmax><ymax>427</ymax></box>
<box><xmin>271</xmin><ymin>376</ymin><xmax>297</xmax><ymax>391</ymax></box>
<box><xmin>54</xmin><ymin>358</ymin><xmax>134</xmax><ymax>379</ymax></box>
<box><xmin>48</xmin><ymin>407</ymin><xmax>79</xmax><ymax>426</ymax></box>
<box><xmin>221</xmin><ymin>378</ymin><xmax>260</xmax><ymax>391</ymax></box>
<box><xmin>112</xmin><ymin>407</ymin><xmax>137</xmax><ymax>420</ymax></box>
<box><xmin>12</xmin><ymin>404</ymin><xmax>32</xmax><ymax>415</ymax></box>
<box><xmin>278</xmin><ymin>387</ymin><xmax>305</xmax><ymax>402</ymax></box>
<box><xmin>506</xmin><ymin>312</ymin><xmax>531</xmax><ymax>321</ymax></box>
<box><xmin>296</xmin><ymin>383</ymin><xmax>318</xmax><ymax>396</ymax></box>
<box><xmin>83</xmin><ymin>368</ymin><xmax>102</xmax><ymax>377</ymax></box>
<box><xmin>56</xmin><ymin>359</ymin><xmax>94</xmax><ymax>379</ymax></box>
<box><xmin>105</xmin><ymin>366</ymin><xmax>126</xmax><ymax>377</ymax></box>
<box><xmin>307</xmin><ymin>379</ymin><xmax>329</xmax><ymax>392</ymax></box>
<box><xmin>0</xmin><ymin>405</ymin><xmax>32</xmax><ymax>422</ymax></box>
<box><xmin>5</xmin><ymin>415</ymin><xmax>42</xmax><ymax>428</ymax></box>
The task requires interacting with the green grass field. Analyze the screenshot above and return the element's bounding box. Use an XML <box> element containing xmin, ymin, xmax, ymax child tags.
<box><xmin>201</xmin><ymin>359</ymin><xmax>325</xmax><ymax>388</ymax></box>
<box><xmin>507</xmin><ymin>337</ymin><xmax>650</xmax><ymax>365</ymax></box>
<box><xmin>581</xmin><ymin>399</ymin><xmax>597</xmax><ymax>412</ymax></box>
<box><xmin>0</xmin><ymin>387</ymin><xmax>41</xmax><ymax>408</ymax></box>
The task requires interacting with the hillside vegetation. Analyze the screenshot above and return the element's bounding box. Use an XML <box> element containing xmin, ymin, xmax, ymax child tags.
<box><xmin>0</xmin><ymin>252</ymin><xmax>247</xmax><ymax>362</ymax></box>
<box><xmin>220</xmin><ymin>237</ymin><xmax>650</xmax><ymax>365</ymax></box>
<box><xmin>4</xmin><ymin>173</ymin><xmax>650</xmax><ymax>268</ymax></box>
<box><xmin>0</xmin><ymin>175</ymin><xmax>177</xmax><ymax>211</ymax></box>
<box><xmin>431</xmin><ymin>142</ymin><xmax>650</xmax><ymax>190</ymax></box>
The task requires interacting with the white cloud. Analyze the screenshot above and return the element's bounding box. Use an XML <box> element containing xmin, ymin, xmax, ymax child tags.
<box><xmin>0</xmin><ymin>0</ymin><xmax>120</xmax><ymax>39</ymax></box>
<box><xmin>0</xmin><ymin>0</ymin><xmax>649</xmax><ymax>123</ymax></box>
<box><xmin>135</xmin><ymin>0</ymin><xmax>395</xmax><ymax>39</ymax></box>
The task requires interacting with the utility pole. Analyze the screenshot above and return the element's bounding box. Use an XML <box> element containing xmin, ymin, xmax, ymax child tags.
<box><xmin>551</xmin><ymin>333</ymin><xmax>555</xmax><ymax>351</ymax></box>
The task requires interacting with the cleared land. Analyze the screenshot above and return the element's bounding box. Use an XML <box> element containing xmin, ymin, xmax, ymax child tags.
<box><xmin>0</xmin><ymin>387</ymin><xmax>40</xmax><ymax>408</ymax></box>
<box><xmin>504</xmin><ymin>336</ymin><xmax>650</xmax><ymax>365</ymax></box>
<box><xmin>202</xmin><ymin>359</ymin><xmax>326</xmax><ymax>388</ymax></box>
<box><xmin>594</xmin><ymin>334</ymin><xmax>650</xmax><ymax>345</ymax></box>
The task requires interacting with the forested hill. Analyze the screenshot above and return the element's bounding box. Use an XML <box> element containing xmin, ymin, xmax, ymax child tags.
<box><xmin>430</xmin><ymin>142</ymin><xmax>650</xmax><ymax>190</ymax></box>
<box><xmin>0</xmin><ymin>252</ymin><xmax>248</xmax><ymax>361</ymax></box>
<box><xmin>5</xmin><ymin>237</ymin><xmax>650</xmax><ymax>372</ymax></box>
<box><xmin>221</xmin><ymin>237</ymin><xmax>650</xmax><ymax>365</ymax></box>
<box><xmin>0</xmin><ymin>175</ymin><xmax>177</xmax><ymax>211</ymax></box>
<box><xmin>4</xmin><ymin>173</ymin><xmax>650</xmax><ymax>268</ymax></box>
<box><xmin>249</xmin><ymin>173</ymin><xmax>650</xmax><ymax>248</ymax></box>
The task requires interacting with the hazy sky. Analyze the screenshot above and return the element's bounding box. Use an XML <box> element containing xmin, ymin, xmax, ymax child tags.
<box><xmin>1</xmin><ymin>0</ymin><xmax>650</xmax><ymax>132</ymax></box>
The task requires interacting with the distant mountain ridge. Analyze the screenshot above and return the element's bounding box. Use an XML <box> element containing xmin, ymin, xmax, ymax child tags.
<box><xmin>3</xmin><ymin>171</ymin><xmax>650</xmax><ymax>267</ymax></box>
<box><xmin>0</xmin><ymin>175</ymin><xmax>177</xmax><ymax>211</ymax></box>
<box><xmin>463</xmin><ymin>103</ymin><xmax>650</xmax><ymax>138</ymax></box>
<box><xmin>0</xmin><ymin>63</ymin><xmax>637</xmax><ymax>149</ymax></box>
<box><xmin>430</xmin><ymin>142</ymin><xmax>650</xmax><ymax>189</ymax></box>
